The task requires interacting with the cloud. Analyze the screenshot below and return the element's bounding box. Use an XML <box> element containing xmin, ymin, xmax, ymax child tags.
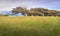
<box><xmin>0</xmin><ymin>0</ymin><xmax>60</xmax><ymax>11</ymax></box>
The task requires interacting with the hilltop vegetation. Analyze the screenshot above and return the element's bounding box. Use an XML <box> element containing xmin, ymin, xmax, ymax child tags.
<box><xmin>12</xmin><ymin>7</ymin><xmax>60</xmax><ymax>16</ymax></box>
<box><xmin>0</xmin><ymin>16</ymin><xmax>60</xmax><ymax>36</ymax></box>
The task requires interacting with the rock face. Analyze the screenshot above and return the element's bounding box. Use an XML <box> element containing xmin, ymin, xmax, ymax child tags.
<box><xmin>12</xmin><ymin>7</ymin><xmax>60</xmax><ymax>16</ymax></box>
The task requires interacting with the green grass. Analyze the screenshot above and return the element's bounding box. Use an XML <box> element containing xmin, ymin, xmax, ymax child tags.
<box><xmin>0</xmin><ymin>16</ymin><xmax>60</xmax><ymax>36</ymax></box>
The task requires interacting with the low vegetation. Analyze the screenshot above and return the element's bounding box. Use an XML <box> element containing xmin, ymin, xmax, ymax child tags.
<box><xmin>0</xmin><ymin>16</ymin><xmax>60</xmax><ymax>36</ymax></box>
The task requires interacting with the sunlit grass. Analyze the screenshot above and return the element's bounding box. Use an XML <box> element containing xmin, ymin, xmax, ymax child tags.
<box><xmin>0</xmin><ymin>16</ymin><xmax>60</xmax><ymax>36</ymax></box>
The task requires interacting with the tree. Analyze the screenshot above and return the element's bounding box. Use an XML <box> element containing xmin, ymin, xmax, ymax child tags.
<box><xmin>30</xmin><ymin>8</ymin><xmax>48</xmax><ymax>16</ymax></box>
<box><xmin>28</xmin><ymin>11</ymin><xmax>44</xmax><ymax>16</ymax></box>
<box><xmin>12</xmin><ymin>7</ymin><xmax>29</xmax><ymax>16</ymax></box>
<box><xmin>47</xmin><ymin>10</ymin><xmax>57</xmax><ymax>16</ymax></box>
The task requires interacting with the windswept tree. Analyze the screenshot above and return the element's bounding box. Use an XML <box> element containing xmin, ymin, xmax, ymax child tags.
<box><xmin>12</xmin><ymin>7</ymin><xmax>29</xmax><ymax>16</ymax></box>
<box><xmin>30</xmin><ymin>8</ymin><xmax>48</xmax><ymax>16</ymax></box>
<box><xmin>47</xmin><ymin>10</ymin><xmax>57</xmax><ymax>16</ymax></box>
<box><xmin>28</xmin><ymin>11</ymin><xmax>44</xmax><ymax>16</ymax></box>
<box><xmin>12</xmin><ymin>7</ymin><xmax>49</xmax><ymax>16</ymax></box>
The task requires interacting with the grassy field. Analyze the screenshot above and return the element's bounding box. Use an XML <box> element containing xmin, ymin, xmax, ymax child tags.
<box><xmin>0</xmin><ymin>16</ymin><xmax>60</xmax><ymax>36</ymax></box>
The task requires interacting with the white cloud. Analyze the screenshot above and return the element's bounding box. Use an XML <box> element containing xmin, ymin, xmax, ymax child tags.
<box><xmin>0</xmin><ymin>1</ymin><xmax>40</xmax><ymax>11</ymax></box>
<box><xmin>0</xmin><ymin>0</ymin><xmax>60</xmax><ymax>11</ymax></box>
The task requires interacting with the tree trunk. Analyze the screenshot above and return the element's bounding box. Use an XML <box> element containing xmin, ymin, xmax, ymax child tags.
<box><xmin>32</xmin><ymin>15</ymin><xmax>33</xmax><ymax>16</ymax></box>
<box><xmin>41</xmin><ymin>13</ymin><xmax>44</xmax><ymax>16</ymax></box>
<box><xmin>24</xmin><ymin>13</ymin><xmax>28</xmax><ymax>16</ymax></box>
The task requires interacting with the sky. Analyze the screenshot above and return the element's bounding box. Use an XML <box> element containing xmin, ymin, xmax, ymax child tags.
<box><xmin>0</xmin><ymin>0</ymin><xmax>60</xmax><ymax>11</ymax></box>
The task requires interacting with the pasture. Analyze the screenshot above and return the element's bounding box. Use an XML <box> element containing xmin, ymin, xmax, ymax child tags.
<box><xmin>0</xmin><ymin>16</ymin><xmax>60</xmax><ymax>36</ymax></box>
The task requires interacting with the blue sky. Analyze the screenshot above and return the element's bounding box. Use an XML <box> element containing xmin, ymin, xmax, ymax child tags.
<box><xmin>0</xmin><ymin>0</ymin><xmax>60</xmax><ymax>11</ymax></box>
